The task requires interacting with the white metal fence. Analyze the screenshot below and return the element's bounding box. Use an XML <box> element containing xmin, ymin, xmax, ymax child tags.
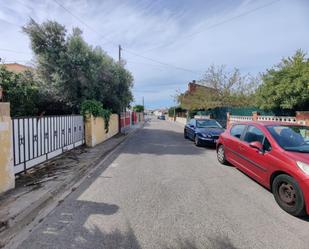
<box><xmin>12</xmin><ymin>115</ymin><xmax>84</xmax><ymax>174</ymax></box>
<box><xmin>257</xmin><ymin>116</ymin><xmax>297</xmax><ymax>123</ymax></box>
<box><xmin>229</xmin><ymin>115</ymin><xmax>253</xmax><ymax>123</ymax></box>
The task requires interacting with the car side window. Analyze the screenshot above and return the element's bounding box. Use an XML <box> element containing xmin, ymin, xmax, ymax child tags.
<box><xmin>244</xmin><ymin>125</ymin><xmax>272</xmax><ymax>151</ymax></box>
<box><xmin>230</xmin><ymin>124</ymin><xmax>246</xmax><ymax>139</ymax></box>
<box><xmin>189</xmin><ymin>119</ymin><xmax>195</xmax><ymax>127</ymax></box>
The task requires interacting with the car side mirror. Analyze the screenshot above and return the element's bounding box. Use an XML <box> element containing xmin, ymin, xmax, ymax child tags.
<box><xmin>189</xmin><ymin>124</ymin><xmax>194</xmax><ymax>128</ymax></box>
<box><xmin>249</xmin><ymin>141</ymin><xmax>264</xmax><ymax>152</ymax></box>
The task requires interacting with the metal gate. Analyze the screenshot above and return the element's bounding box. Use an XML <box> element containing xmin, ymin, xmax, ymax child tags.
<box><xmin>12</xmin><ymin>115</ymin><xmax>84</xmax><ymax>174</ymax></box>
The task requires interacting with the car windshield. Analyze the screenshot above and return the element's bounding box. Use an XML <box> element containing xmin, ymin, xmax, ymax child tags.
<box><xmin>196</xmin><ymin>119</ymin><xmax>222</xmax><ymax>128</ymax></box>
<box><xmin>267</xmin><ymin>125</ymin><xmax>309</xmax><ymax>153</ymax></box>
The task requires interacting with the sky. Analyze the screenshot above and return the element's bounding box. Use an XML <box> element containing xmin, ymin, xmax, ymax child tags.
<box><xmin>0</xmin><ymin>0</ymin><xmax>308</xmax><ymax>109</ymax></box>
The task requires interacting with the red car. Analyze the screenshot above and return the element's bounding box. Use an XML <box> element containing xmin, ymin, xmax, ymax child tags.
<box><xmin>216</xmin><ymin>121</ymin><xmax>309</xmax><ymax>216</ymax></box>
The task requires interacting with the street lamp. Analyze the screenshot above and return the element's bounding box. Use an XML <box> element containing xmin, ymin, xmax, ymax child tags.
<box><xmin>170</xmin><ymin>94</ymin><xmax>177</xmax><ymax>122</ymax></box>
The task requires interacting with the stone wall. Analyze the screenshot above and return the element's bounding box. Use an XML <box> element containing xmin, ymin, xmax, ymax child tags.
<box><xmin>0</xmin><ymin>103</ymin><xmax>15</xmax><ymax>194</ymax></box>
<box><xmin>85</xmin><ymin>114</ymin><xmax>119</xmax><ymax>147</ymax></box>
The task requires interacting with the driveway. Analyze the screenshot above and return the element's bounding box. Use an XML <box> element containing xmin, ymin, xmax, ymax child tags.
<box><xmin>16</xmin><ymin>118</ymin><xmax>309</xmax><ymax>249</ymax></box>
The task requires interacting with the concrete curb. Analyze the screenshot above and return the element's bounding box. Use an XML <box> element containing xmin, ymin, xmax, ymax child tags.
<box><xmin>0</xmin><ymin>125</ymin><xmax>143</xmax><ymax>249</ymax></box>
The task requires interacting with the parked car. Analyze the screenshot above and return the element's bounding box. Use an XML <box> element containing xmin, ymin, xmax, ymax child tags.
<box><xmin>158</xmin><ymin>115</ymin><xmax>166</xmax><ymax>120</ymax></box>
<box><xmin>216</xmin><ymin>121</ymin><xmax>309</xmax><ymax>216</ymax></box>
<box><xmin>184</xmin><ymin>118</ymin><xmax>224</xmax><ymax>146</ymax></box>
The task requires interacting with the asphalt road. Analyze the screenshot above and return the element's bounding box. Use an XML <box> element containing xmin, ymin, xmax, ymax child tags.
<box><xmin>17</xmin><ymin>118</ymin><xmax>309</xmax><ymax>249</ymax></box>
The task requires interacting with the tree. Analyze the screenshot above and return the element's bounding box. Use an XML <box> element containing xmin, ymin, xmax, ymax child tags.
<box><xmin>23</xmin><ymin>19</ymin><xmax>133</xmax><ymax>114</ymax></box>
<box><xmin>178</xmin><ymin>65</ymin><xmax>258</xmax><ymax>110</ymax></box>
<box><xmin>256</xmin><ymin>50</ymin><xmax>309</xmax><ymax>110</ymax></box>
<box><xmin>0</xmin><ymin>66</ymin><xmax>39</xmax><ymax>116</ymax></box>
<box><xmin>133</xmin><ymin>105</ymin><xmax>144</xmax><ymax>112</ymax></box>
<box><xmin>168</xmin><ymin>106</ymin><xmax>185</xmax><ymax>117</ymax></box>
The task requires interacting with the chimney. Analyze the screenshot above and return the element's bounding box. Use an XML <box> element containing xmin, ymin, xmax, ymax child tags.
<box><xmin>188</xmin><ymin>80</ymin><xmax>197</xmax><ymax>93</ymax></box>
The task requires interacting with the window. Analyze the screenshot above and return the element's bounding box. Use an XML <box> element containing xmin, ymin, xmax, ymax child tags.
<box><xmin>244</xmin><ymin>125</ymin><xmax>272</xmax><ymax>151</ymax></box>
<box><xmin>244</xmin><ymin>126</ymin><xmax>264</xmax><ymax>144</ymax></box>
<box><xmin>196</xmin><ymin>119</ymin><xmax>222</xmax><ymax>128</ymax></box>
<box><xmin>230</xmin><ymin>124</ymin><xmax>246</xmax><ymax>139</ymax></box>
<box><xmin>189</xmin><ymin>119</ymin><xmax>196</xmax><ymax>127</ymax></box>
<box><xmin>267</xmin><ymin>125</ymin><xmax>309</xmax><ymax>153</ymax></box>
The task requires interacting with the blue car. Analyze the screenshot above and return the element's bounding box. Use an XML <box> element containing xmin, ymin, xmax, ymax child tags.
<box><xmin>184</xmin><ymin>118</ymin><xmax>224</xmax><ymax>146</ymax></box>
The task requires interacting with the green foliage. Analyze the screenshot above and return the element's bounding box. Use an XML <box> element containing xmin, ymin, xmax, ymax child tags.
<box><xmin>133</xmin><ymin>105</ymin><xmax>144</xmax><ymax>112</ymax></box>
<box><xmin>178</xmin><ymin>65</ymin><xmax>259</xmax><ymax>110</ymax></box>
<box><xmin>0</xmin><ymin>66</ymin><xmax>40</xmax><ymax>116</ymax></box>
<box><xmin>80</xmin><ymin>100</ymin><xmax>111</xmax><ymax>132</ymax></box>
<box><xmin>80</xmin><ymin>99</ymin><xmax>104</xmax><ymax>118</ymax></box>
<box><xmin>102</xmin><ymin>109</ymin><xmax>112</xmax><ymax>133</ymax></box>
<box><xmin>256</xmin><ymin>50</ymin><xmax>309</xmax><ymax>110</ymax></box>
<box><xmin>168</xmin><ymin>106</ymin><xmax>175</xmax><ymax>117</ymax></box>
<box><xmin>23</xmin><ymin>19</ymin><xmax>133</xmax><ymax>114</ymax></box>
<box><xmin>168</xmin><ymin>106</ymin><xmax>186</xmax><ymax>117</ymax></box>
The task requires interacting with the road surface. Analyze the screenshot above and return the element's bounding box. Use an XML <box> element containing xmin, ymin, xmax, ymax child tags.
<box><xmin>17</xmin><ymin>118</ymin><xmax>309</xmax><ymax>249</ymax></box>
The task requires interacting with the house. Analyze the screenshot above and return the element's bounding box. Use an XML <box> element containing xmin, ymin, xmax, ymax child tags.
<box><xmin>2</xmin><ymin>63</ymin><xmax>32</xmax><ymax>73</ymax></box>
<box><xmin>186</xmin><ymin>80</ymin><xmax>215</xmax><ymax>95</ymax></box>
<box><xmin>153</xmin><ymin>109</ymin><xmax>167</xmax><ymax>116</ymax></box>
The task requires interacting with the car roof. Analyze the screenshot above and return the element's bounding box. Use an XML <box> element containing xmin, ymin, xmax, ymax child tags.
<box><xmin>232</xmin><ymin>121</ymin><xmax>305</xmax><ymax>127</ymax></box>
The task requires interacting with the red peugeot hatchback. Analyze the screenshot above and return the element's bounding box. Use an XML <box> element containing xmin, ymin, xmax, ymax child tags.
<box><xmin>216</xmin><ymin>121</ymin><xmax>309</xmax><ymax>216</ymax></box>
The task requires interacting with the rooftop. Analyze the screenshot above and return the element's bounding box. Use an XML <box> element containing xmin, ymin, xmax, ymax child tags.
<box><xmin>2</xmin><ymin>63</ymin><xmax>32</xmax><ymax>73</ymax></box>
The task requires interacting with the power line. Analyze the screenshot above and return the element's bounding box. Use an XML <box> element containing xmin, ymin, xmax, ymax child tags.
<box><xmin>126</xmin><ymin>60</ymin><xmax>203</xmax><ymax>72</ymax></box>
<box><xmin>142</xmin><ymin>0</ymin><xmax>281</xmax><ymax>53</ymax></box>
<box><xmin>50</xmin><ymin>0</ymin><xmax>203</xmax><ymax>75</ymax></box>
<box><xmin>123</xmin><ymin>49</ymin><xmax>203</xmax><ymax>74</ymax></box>
<box><xmin>0</xmin><ymin>48</ymin><xmax>31</xmax><ymax>55</ymax></box>
<box><xmin>52</xmin><ymin>0</ymin><xmax>115</xmax><ymax>46</ymax></box>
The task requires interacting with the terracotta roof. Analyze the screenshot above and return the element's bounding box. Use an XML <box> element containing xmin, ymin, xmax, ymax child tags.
<box><xmin>2</xmin><ymin>63</ymin><xmax>32</xmax><ymax>73</ymax></box>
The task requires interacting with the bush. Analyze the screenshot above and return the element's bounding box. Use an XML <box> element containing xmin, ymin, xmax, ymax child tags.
<box><xmin>256</xmin><ymin>50</ymin><xmax>309</xmax><ymax>110</ymax></box>
<box><xmin>80</xmin><ymin>99</ymin><xmax>104</xmax><ymax>117</ymax></box>
<box><xmin>133</xmin><ymin>105</ymin><xmax>144</xmax><ymax>112</ymax></box>
<box><xmin>0</xmin><ymin>67</ymin><xmax>40</xmax><ymax>117</ymax></box>
<box><xmin>80</xmin><ymin>100</ymin><xmax>111</xmax><ymax>132</ymax></box>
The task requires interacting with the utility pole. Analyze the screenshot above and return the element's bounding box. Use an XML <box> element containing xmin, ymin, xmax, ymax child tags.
<box><xmin>118</xmin><ymin>44</ymin><xmax>122</xmax><ymax>133</ymax></box>
<box><xmin>142</xmin><ymin>97</ymin><xmax>144</xmax><ymax>109</ymax></box>
<box><xmin>118</xmin><ymin>45</ymin><xmax>122</xmax><ymax>63</ymax></box>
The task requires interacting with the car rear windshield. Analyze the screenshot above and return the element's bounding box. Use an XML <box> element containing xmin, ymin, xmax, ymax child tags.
<box><xmin>267</xmin><ymin>125</ymin><xmax>309</xmax><ymax>153</ymax></box>
<box><xmin>196</xmin><ymin>119</ymin><xmax>222</xmax><ymax>128</ymax></box>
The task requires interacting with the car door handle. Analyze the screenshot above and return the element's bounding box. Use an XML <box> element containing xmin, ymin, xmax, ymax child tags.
<box><xmin>239</xmin><ymin>146</ymin><xmax>245</xmax><ymax>151</ymax></box>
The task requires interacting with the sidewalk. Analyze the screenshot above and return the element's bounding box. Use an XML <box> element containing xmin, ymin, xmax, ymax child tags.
<box><xmin>0</xmin><ymin>124</ymin><xmax>142</xmax><ymax>248</ymax></box>
<box><xmin>166</xmin><ymin>117</ymin><xmax>185</xmax><ymax>127</ymax></box>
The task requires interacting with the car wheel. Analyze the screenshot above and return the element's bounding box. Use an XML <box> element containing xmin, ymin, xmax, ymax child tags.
<box><xmin>194</xmin><ymin>135</ymin><xmax>201</xmax><ymax>146</ymax></box>
<box><xmin>217</xmin><ymin>144</ymin><xmax>228</xmax><ymax>165</ymax></box>
<box><xmin>272</xmin><ymin>174</ymin><xmax>306</xmax><ymax>216</ymax></box>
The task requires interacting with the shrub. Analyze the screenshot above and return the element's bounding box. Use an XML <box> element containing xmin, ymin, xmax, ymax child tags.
<box><xmin>80</xmin><ymin>100</ymin><xmax>111</xmax><ymax>132</ymax></box>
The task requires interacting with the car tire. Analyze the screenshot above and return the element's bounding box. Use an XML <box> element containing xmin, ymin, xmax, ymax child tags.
<box><xmin>217</xmin><ymin>144</ymin><xmax>228</xmax><ymax>165</ymax></box>
<box><xmin>194</xmin><ymin>135</ymin><xmax>201</xmax><ymax>147</ymax></box>
<box><xmin>272</xmin><ymin>174</ymin><xmax>307</xmax><ymax>217</ymax></box>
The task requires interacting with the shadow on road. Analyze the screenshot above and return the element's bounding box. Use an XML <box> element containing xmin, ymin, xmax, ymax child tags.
<box><xmin>163</xmin><ymin>235</ymin><xmax>238</xmax><ymax>249</ymax></box>
<box><xmin>67</xmin><ymin>220</ymin><xmax>141</xmax><ymax>249</ymax></box>
<box><xmin>19</xmin><ymin>199</ymin><xmax>141</xmax><ymax>249</ymax></box>
<box><xmin>17</xmin><ymin>140</ymin><xmax>143</xmax><ymax>249</ymax></box>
